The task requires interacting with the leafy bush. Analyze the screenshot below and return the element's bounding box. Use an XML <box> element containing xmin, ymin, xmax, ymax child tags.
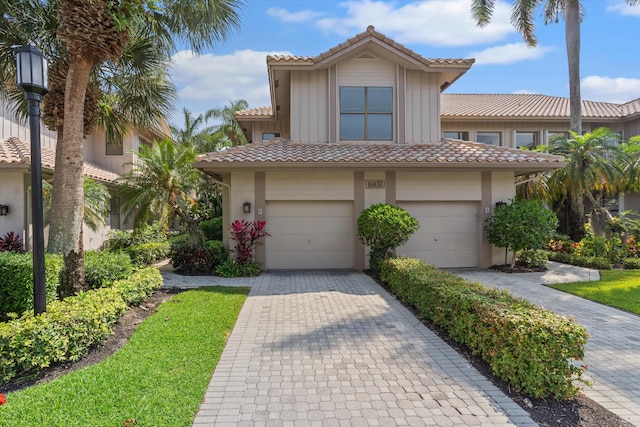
<box><xmin>622</xmin><ymin>258</ymin><xmax>640</xmax><ymax>269</ymax></box>
<box><xmin>485</xmin><ymin>199</ymin><xmax>558</xmax><ymax>268</ymax></box>
<box><xmin>215</xmin><ymin>258</ymin><xmax>261</xmax><ymax>278</ymax></box>
<box><xmin>168</xmin><ymin>233</ymin><xmax>189</xmax><ymax>251</ymax></box>
<box><xmin>200</xmin><ymin>217</ymin><xmax>223</xmax><ymax>241</ymax></box>
<box><xmin>380</xmin><ymin>257</ymin><xmax>589</xmax><ymax>399</ymax></box>
<box><xmin>0</xmin><ymin>232</ymin><xmax>24</xmax><ymax>253</ymax></box>
<box><xmin>102</xmin><ymin>222</ymin><xmax>166</xmax><ymax>251</ymax></box>
<box><xmin>84</xmin><ymin>251</ymin><xmax>133</xmax><ymax>289</ymax></box>
<box><xmin>125</xmin><ymin>241</ymin><xmax>171</xmax><ymax>266</ymax></box>
<box><xmin>170</xmin><ymin>241</ymin><xmax>227</xmax><ymax>275</ymax></box>
<box><xmin>546</xmin><ymin>251</ymin><xmax>613</xmax><ymax>270</ymax></box>
<box><xmin>0</xmin><ymin>253</ymin><xmax>63</xmax><ymax>319</ymax></box>
<box><xmin>516</xmin><ymin>249</ymin><xmax>548</xmax><ymax>268</ymax></box>
<box><xmin>229</xmin><ymin>220</ymin><xmax>270</xmax><ymax>265</ymax></box>
<box><xmin>357</xmin><ymin>204</ymin><xmax>419</xmax><ymax>276</ymax></box>
<box><xmin>0</xmin><ymin>268</ymin><xmax>162</xmax><ymax>384</ymax></box>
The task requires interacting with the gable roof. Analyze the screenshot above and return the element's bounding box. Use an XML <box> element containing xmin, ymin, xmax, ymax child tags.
<box><xmin>440</xmin><ymin>94</ymin><xmax>637</xmax><ymax>121</ymax></box>
<box><xmin>0</xmin><ymin>137</ymin><xmax>121</xmax><ymax>183</ymax></box>
<box><xmin>195</xmin><ymin>138</ymin><xmax>564</xmax><ymax>175</ymax></box>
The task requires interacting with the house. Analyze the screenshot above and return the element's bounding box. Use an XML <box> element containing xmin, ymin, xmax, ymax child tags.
<box><xmin>194</xmin><ymin>26</ymin><xmax>566</xmax><ymax>270</ymax></box>
<box><xmin>0</xmin><ymin>98</ymin><xmax>168</xmax><ymax>250</ymax></box>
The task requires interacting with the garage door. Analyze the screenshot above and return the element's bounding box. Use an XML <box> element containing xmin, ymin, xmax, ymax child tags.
<box><xmin>266</xmin><ymin>201</ymin><xmax>353</xmax><ymax>269</ymax></box>
<box><xmin>397</xmin><ymin>202</ymin><xmax>479</xmax><ymax>268</ymax></box>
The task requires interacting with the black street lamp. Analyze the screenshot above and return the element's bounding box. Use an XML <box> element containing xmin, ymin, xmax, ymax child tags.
<box><xmin>16</xmin><ymin>45</ymin><xmax>49</xmax><ymax>315</ymax></box>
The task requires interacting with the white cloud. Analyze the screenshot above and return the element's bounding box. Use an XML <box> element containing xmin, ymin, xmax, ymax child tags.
<box><xmin>169</xmin><ymin>49</ymin><xmax>286</xmax><ymax>122</ymax></box>
<box><xmin>606</xmin><ymin>0</ymin><xmax>640</xmax><ymax>16</ymax></box>
<box><xmin>279</xmin><ymin>0</ymin><xmax>517</xmax><ymax>47</ymax></box>
<box><xmin>468</xmin><ymin>43</ymin><xmax>553</xmax><ymax>65</ymax></box>
<box><xmin>582</xmin><ymin>76</ymin><xmax>640</xmax><ymax>103</ymax></box>
<box><xmin>266</xmin><ymin>7</ymin><xmax>324</xmax><ymax>22</ymax></box>
<box><xmin>512</xmin><ymin>89</ymin><xmax>539</xmax><ymax>95</ymax></box>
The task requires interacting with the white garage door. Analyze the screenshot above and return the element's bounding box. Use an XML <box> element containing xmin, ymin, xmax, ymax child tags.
<box><xmin>397</xmin><ymin>202</ymin><xmax>479</xmax><ymax>268</ymax></box>
<box><xmin>266</xmin><ymin>201</ymin><xmax>353</xmax><ymax>269</ymax></box>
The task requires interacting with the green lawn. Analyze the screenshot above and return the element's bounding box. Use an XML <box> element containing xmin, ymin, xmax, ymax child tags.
<box><xmin>549</xmin><ymin>270</ymin><xmax>640</xmax><ymax>315</ymax></box>
<box><xmin>0</xmin><ymin>286</ymin><xmax>248</xmax><ymax>427</ymax></box>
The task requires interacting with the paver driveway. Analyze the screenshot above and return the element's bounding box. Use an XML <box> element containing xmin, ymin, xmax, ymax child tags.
<box><xmin>191</xmin><ymin>271</ymin><xmax>535</xmax><ymax>426</ymax></box>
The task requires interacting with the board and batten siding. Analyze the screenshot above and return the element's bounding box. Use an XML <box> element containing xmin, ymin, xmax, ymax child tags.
<box><xmin>250</xmin><ymin>119</ymin><xmax>290</xmax><ymax>143</ymax></box>
<box><xmin>290</xmin><ymin>70</ymin><xmax>328</xmax><ymax>143</ymax></box>
<box><xmin>265</xmin><ymin>171</ymin><xmax>354</xmax><ymax>200</ymax></box>
<box><xmin>405</xmin><ymin>70</ymin><xmax>440</xmax><ymax>143</ymax></box>
<box><xmin>396</xmin><ymin>171</ymin><xmax>482</xmax><ymax>201</ymax></box>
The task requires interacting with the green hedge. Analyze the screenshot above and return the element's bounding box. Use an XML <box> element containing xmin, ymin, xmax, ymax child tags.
<box><xmin>200</xmin><ymin>217</ymin><xmax>223</xmax><ymax>241</ymax></box>
<box><xmin>546</xmin><ymin>251</ymin><xmax>612</xmax><ymax>270</ymax></box>
<box><xmin>0</xmin><ymin>253</ymin><xmax>63</xmax><ymax>319</ymax></box>
<box><xmin>84</xmin><ymin>251</ymin><xmax>134</xmax><ymax>289</ymax></box>
<box><xmin>622</xmin><ymin>258</ymin><xmax>640</xmax><ymax>269</ymax></box>
<box><xmin>0</xmin><ymin>268</ymin><xmax>162</xmax><ymax>384</ymax></box>
<box><xmin>126</xmin><ymin>241</ymin><xmax>171</xmax><ymax>266</ymax></box>
<box><xmin>380</xmin><ymin>257</ymin><xmax>589</xmax><ymax>399</ymax></box>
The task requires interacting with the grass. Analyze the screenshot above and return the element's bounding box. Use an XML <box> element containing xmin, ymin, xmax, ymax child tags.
<box><xmin>0</xmin><ymin>286</ymin><xmax>248</xmax><ymax>427</ymax></box>
<box><xmin>549</xmin><ymin>269</ymin><xmax>640</xmax><ymax>315</ymax></box>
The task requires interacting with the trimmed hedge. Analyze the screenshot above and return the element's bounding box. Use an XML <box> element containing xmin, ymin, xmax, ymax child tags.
<box><xmin>126</xmin><ymin>241</ymin><xmax>171</xmax><ymax>266</ymax></box>
<box><xmin>546</xmin><ymin>251</ymin><xmax>612</xmax><ymax>270</ymax></box>
<box><xmin>0</xmin><ymin>268</ymin><xmax>162</xmax><ymax>384</ymax></box>
<box><xmin>84</xmin><ymin>251</ymin><xmax>134</xmax><ymax>289</ymax></box>
<box><xmin>0</xmin><ymin>253</ymin><xmax>63</xmax><ymax>319</ymax></box>
<box><xmin>170</xmin><ymin>240</ymin><xmax>227</xmax><ymax>275</ymax></box>
<box><xmin>380</xmin><ymin>257</ymin><xmax>589</xmax><ymax>399</ymax></box>
<box><xmin>200</xmin><ymin>217</ymin><xmax>223</xmax><ymax>241</ymax></box>
<box><xmin>622</xmin><ymin>257</ymin><xmax>640</xmax><ymax>269</ymax></box>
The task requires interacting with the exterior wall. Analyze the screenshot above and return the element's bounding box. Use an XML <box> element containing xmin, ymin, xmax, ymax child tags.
<box><xmin>265</xmin><ymin>171</ymin><xmax>353</xmax><ymax>200</ymax></box>
<box><xmin>84</xmin><ymin>131</ymin><xmax>136</xmax><ymax>174</ymax></box>
<box><xmin>405</xmin><ymin>71</ymin><xmax>440</xmax><ymax>143</ymax></box>
<box><xmin>249</xmin><ymin>119</ymin><xmax>291</xmax><ymax>143</ymax></box>
<box><xmin>396</xmin><ymin>171</ymin><xmax>482</xmax><ymax>201</ymax></box>
<box><xmin>228</xmin><ymin>171</ymin><xmax>255</xmax><ymax>249</ymax></box>
<box><xmin>624</xmin><ymin>117</ymin><xmax>640</xmax><ymax>139</ymax></box>
<box><xmin>488</xmin><ymin>171</ymin><xmax>516</xmax><ymax>267</ymax></box>
<box><xmin>290</xmin><ymin>70</ymin><xmax>328</xmax><ymax>142</ymax></box>
<box><xmin>1</xmin><ymin>100</ymin><xmax>57</xmax><ymax>149</ymax></box>
<box><xmin>0</xmin><ymin>172</ymin><xmax>28</xmax><ymax>242</ymax></box>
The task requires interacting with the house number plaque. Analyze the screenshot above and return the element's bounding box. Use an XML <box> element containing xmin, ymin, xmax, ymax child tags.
<box><xmin>365</xmin><ymin>180</ymin><xmax>385</xmax><ymax>189</ymax></box>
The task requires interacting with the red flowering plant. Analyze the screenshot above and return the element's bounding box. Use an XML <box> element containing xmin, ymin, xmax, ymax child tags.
<box><xmin>229</xmin><ymin>220</ymin><xmax>270</xmax><ymax>265</ymax></box>
<box><xmin>0</xmin><ymin>393</ymin><xmax>6</xmax><ymax>406</ymax></box>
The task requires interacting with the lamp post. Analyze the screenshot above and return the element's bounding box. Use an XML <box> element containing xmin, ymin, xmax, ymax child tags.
<box><xmin>16</xmin><ymin>45</ymin><xmax>49</xmax><ymax>315</ymax></box>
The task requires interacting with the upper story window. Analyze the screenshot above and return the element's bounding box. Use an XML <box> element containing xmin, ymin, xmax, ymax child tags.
<box><xmin>443</xmin><ymin>131</ymin><xmax>469</xmax><ymax>141</ymax></box>
<box><xmin>476</xmin><ymin>132</ymin><xmax>501</xmax><ymax>146</ymax></box>
<box><xmin>340</xmin><ymin>86</ymin><xmax>392</xmax><ymax>141</ymax></box>
<box><xmin>262</xmin><ymin>132</ymin><xmax>280</xmax><ymax>141</ymax></box>
<box><xmin>106</xmin><ymin>139</ymin><xmax>123</xmax><ymax>156</ymax></box>
<box><xmin>516</xmin><ymin>132</ymin><xmax>538</xmax><ymax>149</ymax></box>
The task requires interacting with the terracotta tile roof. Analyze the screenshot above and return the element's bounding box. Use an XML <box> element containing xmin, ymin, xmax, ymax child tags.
<box><xmin>0</xmin><ymin>137</ymin><xmax>121</xmax><ymax>183</ymax></box>
<box><xmin>235</xmin><ymin>106</ymin><xmax>273</xmax><ymax>119</ymax></box>
<box><xmin>195</xmin><ymin>138</ymin><xmax>564</xmax><ymax>172</ymax></box>
<box><xmin>441</xmin><ymin>94</ymin><xmax>626</xmax><ymax>119</ymax></box>
<box><xmin>267</xmin><ymin>26</ymin><xmax>474</xmax><ymax>69</ymax></box>
<box><xmin>621</xmin><ymin>98</ymin><xmax>640</xmax><ymax>118</ymax></box>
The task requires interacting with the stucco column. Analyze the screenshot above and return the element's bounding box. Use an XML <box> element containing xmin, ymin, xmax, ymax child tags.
<box><xmin>354</xmin><ymin>171</ymin><xmax>365</xmax><ymax>270</ymax></box>
<box><xmin>255</xmin><ymin>171</ymin><xmax>266</xmax><ymax>267</ymax></box>
<box><xmin>481</xmin><ymin>171</ymin><xmax>492</xmax><ymax>268</ymax></box>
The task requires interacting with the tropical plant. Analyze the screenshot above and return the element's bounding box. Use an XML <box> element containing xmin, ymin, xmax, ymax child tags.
<box><xmin>228</xmin><ymin>219</ymin><xmax>270</xmax><ymax>265</ymax></box>
<box><xmin>357</xmin><ymin>204</ymin><xmax>419</xmax><ymax>275</ymax></box>
<box><xmin>485</xmin><ymin>198</ymin><xmax>558</xmax><ymax>268</ymax></box>
<box><xmin>0</xmin><ymin>232</ymin><xmax>24</xmax><ymax>253</ymax></box>
<box><xmin>205</xmin><ymin>99</ymin><xmax>249</xmax><ymax>147</ymax></box>
<box><xmin>472</xmin><ymin>0</ymin><xmax>640</xmax><ymax>134</ymax></box>
<box><xmin>42</xmin><ymin>178</ymin><xmax>110</xmax><ymax>232</ymax></box>
<box><xmin>115</xmin><ymin>137</ymin><xmax>205</xmax><ymax>248</ymax></box>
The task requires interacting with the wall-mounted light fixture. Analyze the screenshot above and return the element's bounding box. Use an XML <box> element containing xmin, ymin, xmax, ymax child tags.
<box><xmin>0</xmin><ymin>205</ymin><xmax>8</xmax><ymax>216</ymax></box>
<box><xmin>243</xmin><ymin>201</ymin><xmax>251</xmax><ymax>214</ymax></box>
<box><xmin>495</xmin><ymin>201</ymin><xmax>507</xmax><ymax>208</ymax></box>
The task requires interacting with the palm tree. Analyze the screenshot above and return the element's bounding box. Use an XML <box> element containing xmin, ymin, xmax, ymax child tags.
<box><xmin>1</xmin><ymin>0</ymin><xmax>243</xmax><ymax>291</ymax></box>
<box><xmin>471</xmin><ymin>0</ymin><xmax>640</xmax><ymax>134</ymax></box>
<box><xmin>115</xmin><ymin>137</ymin><xmax>205</xmax><ymax>247</ymax></box>
<box><xmin>205</xmin><ymin>99</ymin><xmax>249</xmax><ymax>147</ymax></box>
<box><xmin>42</xmin><ymin>178</ymin><xmax>110</xmax><ymax>231</ymax></box>
<box><xmin>170</xmin><ymin>107</ymin><xmax>227</xmax><ymax>153</ymax></box>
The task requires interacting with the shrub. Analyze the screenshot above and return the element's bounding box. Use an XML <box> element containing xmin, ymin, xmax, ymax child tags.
<box><xmin>357</xmin><ymin>204</ymin><xmax>419</xmax><ymax>276</ymax></box>
<box><xmin>0</xmin><ymin>232</ymin><xmax>24</xmax><ymax>253</ymax></box>
<box><xmin>84</xmin><ymin>251</ymin><xmax>133</xmax><ymax>289</ymax></box>
<box><xmin>215</xmin><ymin>258</ymin><xmax>261</xmax><ymax>278</ymax></box>
<box><xmin>200</xmin><ymin>217</ymin><xmax>223</xmax><ymax>241</ymax></box>
<box><xmin>0</xmin><ymin>268</ymin><xmax>162</xmax><ymax>384</ymax></box>
<box><xmin>380</xmin><ymin>257</ymin><xmax>589</xmax><ymax>399</ymax></box>
<box><xmin>170</xmin><ymin>241</ymin><xmax>227</xmax><ymax>275</ymax></box>
<box><xmin>546</xmin><ymin>251</ymin><xmax>613</xmax><ymax>270</ymax></box>
<box><xmin>102</xmin><ymin>222</ymin><xmax>166</xmax><ymax>251</ymax></box>
<box><xmin>485</xmin><ymin>199</ymin><xmax>558</xmax><ymax>268</ymax></box>
<box><xmin>126</xmin><ymin>241</ymin><xmax>171</xmax><ymax>266</ymax></box>
<box><xmin>0</xmin><ymin>253</ymin><xmax>63</xmax><ymax>319</ymax></box>
<box><xmin>168</xmin><ymin>233</ymin><xmax>189</xmax><ymax>251</ymax></box>
<box><xmin>622</xmin><ymin>258</ymin><xmax>640</xmax><ymax>269</ymax></box>
<box><xmin>229</xmin><ymin>220</ymin><xmax>270</xmax><ymax>265</ymax></box>
<box><xmin>515</xmin><ymin>249</ymin><xmax>548</xmax><ymax>268</ymax></box>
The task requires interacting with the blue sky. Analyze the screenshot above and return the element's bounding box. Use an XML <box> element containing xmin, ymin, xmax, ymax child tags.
<box><xmin>169</xmin><ymin>0</ymin><xmax>640</xmax><ymax>125</ymax></box>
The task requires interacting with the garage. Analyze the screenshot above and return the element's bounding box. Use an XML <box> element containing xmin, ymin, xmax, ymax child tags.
<box><xmin>265</xmin><ymin>201</ymin><xmax>354</xmax><ymax>269</ymax></box>
<box><xmin>397</xmin><ymin>201</ymin><xmax>480</xmax><ymax>268</ymax></box>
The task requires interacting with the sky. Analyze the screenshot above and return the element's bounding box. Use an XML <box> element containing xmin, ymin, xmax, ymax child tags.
<box><xmin>168</xmin><ymin>0</ymin><xmax>640</xmax><ymax>126</ymax></box>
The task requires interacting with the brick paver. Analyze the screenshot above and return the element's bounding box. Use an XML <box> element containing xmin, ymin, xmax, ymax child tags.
<box><xmin>454</xmin><ymin>262</ymin><xmax>640</xmax><ymax>426</ymax></box>
<box><xmin>189</xmin><ymin>271</ymin><xmax>535</xmax><ymax>426</ymax></box>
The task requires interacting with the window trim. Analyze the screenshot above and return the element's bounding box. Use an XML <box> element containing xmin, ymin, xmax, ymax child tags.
<box><xmin>105</xmin><ymin>138</ymin><xmax>124</xmax><ymax>156</ymax></box>
<box><xmin>515</xmin><ymin>131</ymin><xmax>538</xmax><ymax>149</ymax></box>
<box><xmin>476</xmin><ymin>131</ymin><xmax>501</xmax><ymax>146</ymax></box>
<box><xmin>443</xmin><ymin>131</ymin><xmax>469</xmax><ymax>141</ymax></box>
<box><xmin>339</xmin><ymin>86</ymin><xmax>393</xmax><ymax>141</ymax></box>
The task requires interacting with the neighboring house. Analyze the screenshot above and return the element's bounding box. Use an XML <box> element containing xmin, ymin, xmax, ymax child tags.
<box><xmin>0</xmin><ymin>98</ymin><xmax>168</xmax><ymax>250</ymax></box>
<box><xmin>194</xmin><ymin>26</ymin><xmax>566</xmax><ymax>270</ymax></box>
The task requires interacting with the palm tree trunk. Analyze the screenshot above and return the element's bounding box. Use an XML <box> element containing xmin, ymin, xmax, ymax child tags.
<box><xmin>49</xmin><ymin>58</ymin><xmax>92</xmax><ymax>294</ymax></box>
<box><xmin>565</xmin><ymin>0</ymin><xmax>582</xmax><ymax>134</ymax></box>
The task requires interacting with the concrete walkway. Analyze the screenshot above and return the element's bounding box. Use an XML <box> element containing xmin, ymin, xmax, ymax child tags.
<box><xmin>178</xmin><ymin>271</ymin><xmax>535</xmax><ymax>426</ymax></box>
<box><xmin>454</xmin><ymin>262</ymin><xmax>640</xmax><ymax>426</ymax></box>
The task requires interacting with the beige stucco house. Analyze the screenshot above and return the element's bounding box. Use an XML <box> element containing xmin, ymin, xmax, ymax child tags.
<box><xmin>194</xmin><ymin>26</ymin><xmax>566</xmax><ymax>270</ymax></box>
